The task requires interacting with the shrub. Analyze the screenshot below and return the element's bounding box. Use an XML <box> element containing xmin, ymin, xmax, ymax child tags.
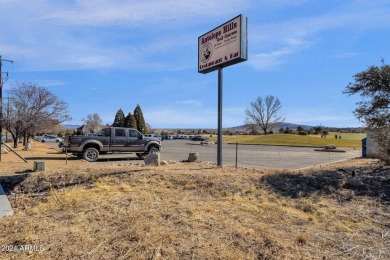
<box><xmin>284</xmin><ymin>127</ymin><xmax>293</xmax><ymax>134</ymax></box>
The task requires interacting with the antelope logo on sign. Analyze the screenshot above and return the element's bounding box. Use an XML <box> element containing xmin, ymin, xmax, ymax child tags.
<box><xmin>200</xmin><ymin>42</ymin><xmax>213</xmax><ymax>62</ymax></box>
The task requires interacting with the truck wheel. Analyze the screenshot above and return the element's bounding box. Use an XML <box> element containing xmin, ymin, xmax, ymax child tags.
<box><xmin>83</xmin><ymin>147</ymin><xmax>99</xmax><ymax>162</ymax></box>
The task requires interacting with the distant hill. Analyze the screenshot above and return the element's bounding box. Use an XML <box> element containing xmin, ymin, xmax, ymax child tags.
<box><xmin>273</xmin><ymin>122</ymin><xmax>313</xmax><ymax>131</ymax></box>
<box><xmin>63</xmin><ymin>124</ymin><xmax>82</xmax><ymax>129</ymax></box>
<box><xmin>150</xmin><ymin>122</ymin><xmax>315</xmax><ymax>134</ymax></box>
<box><xmin>229</xmin><ymin>122</ymin><xmax>313</xmax><ymax>132</ymax></box>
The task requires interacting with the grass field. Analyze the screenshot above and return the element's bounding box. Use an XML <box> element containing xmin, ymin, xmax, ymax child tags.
<box><xmin>208</xmin><ymin>132</ymin><xmax>366</xmax><ymax>148</ymax></box>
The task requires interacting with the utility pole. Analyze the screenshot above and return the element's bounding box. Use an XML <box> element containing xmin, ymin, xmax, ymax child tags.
<box><xmin>0</xmin><ymin>55</ymin><xmax>14</xmax><ymax>162</ymax></box>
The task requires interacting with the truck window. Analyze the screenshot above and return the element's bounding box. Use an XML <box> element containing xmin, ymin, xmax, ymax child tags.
<box><xmin>129</xmin><ymin>129</ymin><xmax>141</xmax><ymax>138</ymax></box>
<box><xmin>115</xmin><ymin>129</ymin><xmax>126</xmax><ymax>137</ymax></box>
<box><xmin>103</xmin><ymin>128</ymin><xmax>111</xmax><ymax>137</ymax></box>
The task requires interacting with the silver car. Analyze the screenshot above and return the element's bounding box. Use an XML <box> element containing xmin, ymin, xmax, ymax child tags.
<box><xmin>35</xmin><ymin>135</ymin><xmax>63</xmax><ymax>143</ymax></box>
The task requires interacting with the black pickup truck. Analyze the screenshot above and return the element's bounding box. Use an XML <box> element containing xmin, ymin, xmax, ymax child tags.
<box><xmin>64</xmin><ymin>127</ymin><xmax>161</xmax><ymax>162</ymax></box>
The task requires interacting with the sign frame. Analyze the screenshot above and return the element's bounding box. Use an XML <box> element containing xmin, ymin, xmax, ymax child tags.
<box><xmin>198</xmin><ymin>14</ymin><xmax>248</xmax><ymax>74</ymax></box>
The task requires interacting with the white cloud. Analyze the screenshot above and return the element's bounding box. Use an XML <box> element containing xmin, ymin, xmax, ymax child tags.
<box><xmin>41</xmin><ymin>0</ymin><xmax>250</xmax><ymax>26</ymax></box>
<box><xmin>249</xmin><ymin>2</ymin><xmax>390</xmax><ymax>70</ymax></box>
<box><xmin>0</xmin><ymin>0</ymin><xmax>250</xmax><ymax>71</ymax></box>
<box><xmin>37</xmin><ymin>80</ymin><xmax>67</xmax><ymax>87</ymax></box>
<box><xmin>176</xmin><ymin>100</ymin><xmax>203</xmax><ymax>107</ymax></box>
<box><xmin>2</xmin><ymin>0</ymin><xmax>390</xmax><ymax>73</ymax></box>
<box><xmin>249</xmin><ymin>48</ymin><xmax>295</xmax><ymax>70</ymax></box>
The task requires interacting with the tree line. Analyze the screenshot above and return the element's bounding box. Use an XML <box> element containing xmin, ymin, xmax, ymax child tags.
<box><xmin>82</xmin><ymin>105</ymin><xmax>148</xmax><ymax>134</ymax></box>
<box><xmin>111</xmin><ymin>105</ymin><xmax>147</xmax><ymax>134</ymax></box>
<box><xmin>1</xmin><ymin>82</ymin><xmax>149</xmax><ymax>148</ymax></box>
<box><xmin>2</xmin><ymin>82</ymin><xmax>70</xmax><ymax>148</ymax></box>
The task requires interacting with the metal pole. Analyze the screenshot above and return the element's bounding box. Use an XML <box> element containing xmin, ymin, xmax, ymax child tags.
<box><xmin>0</xmin><ymin>55</ymin><xmax>3</xmax><ymax>161</ymax></box>
<box><xmin>0</xmin><ymin>55</ymin><xmax>13</xmax><ymax>162</ymax></box>
<box><xmin>5</xmin><ymin>97</ymin><xmax>9</xmax><ymax>143</ymax></box>
<box><xmin>235</xmin><ymin>142</ymin><xmax>238</xmax><ymax>169</ymax></box>
<box><xmin>217</xmin><ymin>67</ymin><xmax>223</xmax><ymax>167</ymax></box>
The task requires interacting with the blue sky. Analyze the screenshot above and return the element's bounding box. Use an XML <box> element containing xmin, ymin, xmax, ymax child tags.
<box><xmin>1</xmin><ymin>0</ymin><xmax>390</xmax><ymax>129</ymax></box>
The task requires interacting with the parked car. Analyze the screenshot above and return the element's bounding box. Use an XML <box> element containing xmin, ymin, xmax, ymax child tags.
<box><xmin>35</xmin><ymin>134</ymin><xmax>63</xmax><ymax>143</ymax></box>
<box><xmin>1</xmin><ymin>136</ymin><xmax>13</xmax><ymax>142</ymax></box>
<box><xmin>191</xmin><ymin>136</ymin><xmax>206</xmax><ymax>141</ymax></box>
<box><xmin>144</xmin><ymin>134</ymin><xmax>162</xmax><ymax>141</ymax></box>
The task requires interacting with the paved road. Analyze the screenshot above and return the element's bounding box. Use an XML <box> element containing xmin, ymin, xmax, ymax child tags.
<box><xmin>89</xmin><ymin>140</ymin><xmax>361</xmax><ymax>170</ymax></box>
<box><xmin>160</xmin><ymin>140</ymin><xmax>361</xmax><ymax>169</ymax></box>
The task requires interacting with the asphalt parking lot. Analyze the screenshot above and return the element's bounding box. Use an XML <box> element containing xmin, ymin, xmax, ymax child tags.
<box><xmin>84</xmin><ymin>140</ymin><xmax>362</xmax><ymax>170</ymax></box>
<box><xmin>160</xmin><ymin>140</ymin><xmax>362</xmax><ymax>170</ymax></box>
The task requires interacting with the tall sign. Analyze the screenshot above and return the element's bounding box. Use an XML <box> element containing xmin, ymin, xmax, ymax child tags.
<box><xmin>198</xmin><ymin>15</ymin><xmax>247</xmax><ymax>74</ymax></box>
<box><xmin>198</xmin><ymin>15</ymin><xmax>248</xmax><ymax>167</ymax></box>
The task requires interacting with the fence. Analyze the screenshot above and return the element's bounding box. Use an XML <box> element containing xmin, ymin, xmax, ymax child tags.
<box><xmin>162</xmin><ymin>141</ymin><xmax>361</xmax><ymax>170</ymax></box>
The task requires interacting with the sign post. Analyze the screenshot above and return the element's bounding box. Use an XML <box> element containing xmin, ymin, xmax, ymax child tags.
<box><xmin>198</xmin><ymin>15</ymin><xmax>248</xmax><ymax>167</ymax></box>
<box><xmin>217</xmin><ymin>68</ymin><xmax>223</xmax><ymax>166</ymax></box>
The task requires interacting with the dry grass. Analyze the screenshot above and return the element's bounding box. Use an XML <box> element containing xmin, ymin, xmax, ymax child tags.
<box><xmin>0</xmin><ymin>141</ymin><xmax>389</xmax><ymax>259</ymax></box>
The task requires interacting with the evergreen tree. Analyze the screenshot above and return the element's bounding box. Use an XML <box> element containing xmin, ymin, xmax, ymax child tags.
<box><xmin>133</xmin><ymin>104</ymin><xmax>147</xmax><ymax>134</ymax></box>
<box><xmin>124</xmin><ymin>112</ymin><xmax>137</xmax><ymax>128</ymax></box>
<box><xmin>344</xmin><ymin>59</ymin><xmax>390</xmax><ymax>164</ymax></box>
<box><xmin>112</xmin><ymin>109</ymin><xmax>125</xmax><ymax>127</ymax></box>
<box><xmin>344</xmin><ymin>59</ymin><xmax>390</xmax><ymax>129</ymax></box>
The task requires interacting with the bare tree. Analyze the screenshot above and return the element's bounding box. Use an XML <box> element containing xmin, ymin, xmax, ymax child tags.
<box><xmin>82</xmin><ymin>113</ymin><xmax>103</xmax><ymax>133</ymax></box>
<box><xmin>3</xmin><ymin>82</ymin><xmax>71</xmax><ymax>148</ymax></box>
<box><xmin>245</xmin><ymin>95</ymin><xmax>284</xmax><ymax>135</ymax></box>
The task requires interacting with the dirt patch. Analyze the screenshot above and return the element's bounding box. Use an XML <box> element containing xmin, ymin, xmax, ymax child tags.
<box><xmin>0</xmin><ymin>140</ymin><xmax>86</xmax><ymax>175</ymax></box>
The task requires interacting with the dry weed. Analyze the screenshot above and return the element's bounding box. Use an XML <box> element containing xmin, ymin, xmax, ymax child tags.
<box><xmin>0</xmin><ymin>143</ymin><xmax>389</xmax><ymax>259</ymax></box>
